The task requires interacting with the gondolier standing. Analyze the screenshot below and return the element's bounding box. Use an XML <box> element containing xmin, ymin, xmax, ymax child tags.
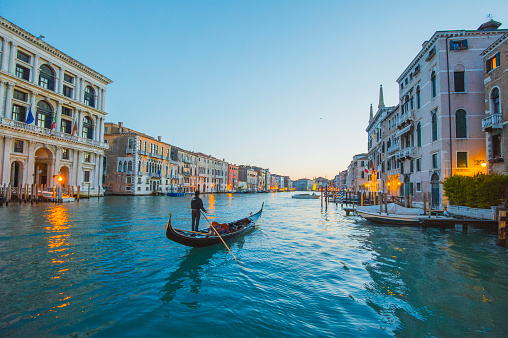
<box><xmin>191</xmin><ymin>191</ymin><xmax>207</xmax><ymax>231</ymax></box>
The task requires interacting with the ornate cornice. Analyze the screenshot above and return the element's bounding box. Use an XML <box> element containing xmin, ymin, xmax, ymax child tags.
<box><xmin>0</xmin><ymin>16</ymin><xmax>113</xmax><ymax>85</ymax></box>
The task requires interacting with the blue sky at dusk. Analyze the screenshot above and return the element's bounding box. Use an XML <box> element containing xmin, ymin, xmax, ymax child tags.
<box><xmin>2</xmin><ymin>1</ymin><xmax>508</xmax><ymax>179</ymax></box>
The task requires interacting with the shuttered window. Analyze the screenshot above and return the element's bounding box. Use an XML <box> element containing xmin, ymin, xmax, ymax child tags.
<box><xmin>455</xmin><ymin>109</ymin><xmax>467</xmax><ymax>138</ymax></box>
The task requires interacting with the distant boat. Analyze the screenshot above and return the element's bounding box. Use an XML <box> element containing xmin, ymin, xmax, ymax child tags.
<box><xmin>292</xmin><ymin>193</ymin><xmax>320</xmax><ymax>199</ymax></box>
<box><xmin>356</xmin><ymin>203</ymin><xmax>451</xmax><ymax>225</ymax></box>
<box><xmin>167</xmin><ymin>192</ymin><xmax>184</xmax><ymax>197</ymax></box>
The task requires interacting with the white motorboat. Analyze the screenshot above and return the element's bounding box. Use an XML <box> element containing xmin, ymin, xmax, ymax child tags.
<box><xmin>292</xmin><ymin>193</ymin><xmax>320</xmax><ymax>199</ymax></box>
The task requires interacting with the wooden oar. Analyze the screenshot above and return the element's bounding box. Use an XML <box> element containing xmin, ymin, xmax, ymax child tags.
<box><xmin>201</xmin><ymin>211</ymin><xmax>238</xmax><ymax>261</ymax></box>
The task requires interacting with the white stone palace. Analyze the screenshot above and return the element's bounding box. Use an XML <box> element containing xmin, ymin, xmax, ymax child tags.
<box><xmin>0</xmin><ymin>16</ymin><xmax>112</xmax><ymax>195</ymax></box>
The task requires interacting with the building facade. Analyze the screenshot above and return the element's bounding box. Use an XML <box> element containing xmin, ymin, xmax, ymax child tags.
<box><xmin>481</xmin><ymin>32</ymin><xmax>508</xmax><ymax>175</ymax></box>
<box><xmin>0</xmin><ymin>17</ymin><xmax>112</xmax><ymax>196</ymax></box>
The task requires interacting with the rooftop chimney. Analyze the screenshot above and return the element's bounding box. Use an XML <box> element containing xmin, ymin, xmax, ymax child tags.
<box><xmin>158</xmin><ymin>136</ymin><xmax>162</xmax><ymax>142</ymax></box>
<box><xmin>422</xmin><ymin>40</ymin><xmax>428</xmax><ymax>48</ymax></box>
<box><xmin>118</xmin><ymin>122</ymin><xmax>123</xmax><ymax>133</ymax></box>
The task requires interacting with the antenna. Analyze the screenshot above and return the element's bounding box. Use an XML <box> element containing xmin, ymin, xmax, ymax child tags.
<box><xmin>487</xmin><ymin>14</ymin><xmax>493</xmax><ymax>21</ymax></box>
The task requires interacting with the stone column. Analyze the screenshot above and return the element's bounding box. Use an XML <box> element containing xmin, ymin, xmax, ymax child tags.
<box><xmin>4</xmin><ymin>82</ymin><xmax>14</xmax><ymax>119</ymax></box>
<box><xmin>31</xmin><ymin>55</ymin><xmax>39</xmax><ymax>84</ymax></box>
<box><xmin>58</xmin><ymin>67</ymin><xmax>64</xmax><ymax>95</ymax></box>
<box><xmin>26</xmin><ymin>141</ymin><xmax>36</xmax><ymax>185</ymax></box>
<box><xmin>74</xmin><ymin>77</ymin><xmax>80</xmax><ymax>101</ymax></box>
<box><xmin>8</xmin><ymin>42</ymin><xmax>16</xmax><ymax>74</ymax></box>
<box><xmin>79</xmin><ymin>78</ymin><xmax>84</xmax><ymax>102</ymax></box>
<box><xmin>55</xmin><ymin>101</ymin><xmax>62</xmax><ymax>132</ymax></box>
<box><xmin>101</xmin><ymin>88</ymin><xmax>106</xmax><ymax>111</ymax></box>
<box><xmin>75</xmin><ymin>150</ymin><xmax>82</xmax><ymax>186</ymax></box>
<box><xmin>93</xmin><ymin>115</ymin><xmax>98</xmax><ymax>141</ymax></box>
<box><xmin>0</xmin><ymin>80</ymin><xmax>5</xmax><ymax>118</ymax></box>
<box><xmin>1</xmin><ymin>137</ymin><xmax>12</xmax><ymax>185</ymax></box>
<box><xmin>77</xmin><ymin>110</ymin><xmax>83</xmax><ymax>137</ymax></box>
<box><xmin>1</xmin><ymin>38</ymin><xmax>9</xmax><ymax>72</ymax></box>
<box><xmin>96</xmin><ymin>87</ymin><xmax>101</xmax><ymax>111</ymax></box>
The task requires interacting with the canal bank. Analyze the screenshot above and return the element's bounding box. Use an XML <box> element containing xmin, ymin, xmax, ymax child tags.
<box><xmin>1</xmin><ymin>193</ymin><xmax>508</xmax><ymax>336</ymax></box>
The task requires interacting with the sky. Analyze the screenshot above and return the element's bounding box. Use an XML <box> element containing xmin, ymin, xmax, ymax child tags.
<box><xmin>2</xmin><ymin>0</ymin><xmax>508</xmax><ymax>179</ymax></box>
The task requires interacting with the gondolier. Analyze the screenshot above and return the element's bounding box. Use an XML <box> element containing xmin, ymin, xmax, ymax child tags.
<box><xmin>191</xmin><ymin>191</ymin><xmax>207</xmax><ymax>231</ymax></box>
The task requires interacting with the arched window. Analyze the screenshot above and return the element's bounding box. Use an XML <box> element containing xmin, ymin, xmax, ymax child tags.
<box><xmin>455</xmin><ymin>109</ymin><xmax>467</xmax><ymax>138</ymax></box>
<box><xmin>128</xmin><ymin>138</ymin><xmax>134</xmax><ymax>149</ymax></box>
<box><xmin>127</xmin><ymin>161</ymin><xmax>133</xmax><ymax>172</ymax></box>
<box><xmin>138</xmin><ymin>161</ymin><xmax>141</xmax><ymax>172</ymax></box>
<box><xmin>36</xmin><ymin>100</ymin><xmax>53</xmax><ymax>129</ymax></box>
<box><xmin>416</xmin><ymin>86</ymin><xmax>421</xmax><ymax>109</ymax></box>
<box><xmin>417</xmin><ymin>122</ymin><xmax>422</xmax><ymax>147</ymax></box>
<box><xmin>123</xmin><ymin>161</ymin><xmax>127</xmax><ymax>172</ymax></box>
<box><xmin>118</xmin><ymin>161</ymin><xmax>122</xmax><ymax>172</ymax></box>
<box><xmin>39</xmin><ymin>65</ymin><xmax>55</xmax><ymax>91</ymax></box>
<box><xmin>454</xmin><ymin>64</ymin><xmax>465</xmax><ymax>92</ymax></box>
<box><xmin>431</xmin><ymin>71</ymin><xmax>437</xmax><ymax>98</ymax></box>
<box><xmin>84</xmin><ymin>86</ymin><xmax>95</xmax><ymax>108</ymax></box>
<box><xmin>82</xmin><ymin>116</ymin><xmax>93</xmax><ymax>139</ymax></box>
<box><xmin>431</xmin><ymin>111</ymin><xmax>438</xmax><ymax>141</ymax></box>
<box><xmin>491</xmin><ymin>88</ymin><xmax>500</xmax><ymax>114</ymax></box>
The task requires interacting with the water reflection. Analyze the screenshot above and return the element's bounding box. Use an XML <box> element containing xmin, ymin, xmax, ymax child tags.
<box><xmin>44</xmin><ymin>205</ymin><xmax>72</xmax><ymax>278</ymax></box>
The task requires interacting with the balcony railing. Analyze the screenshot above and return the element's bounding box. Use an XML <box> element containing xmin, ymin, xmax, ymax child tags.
<box><xmin>397</xmin><ymin>147</ymin><xmax>415</xmax><ymax>159</ymax></box>
<box><xmin>126</xmin><ymin>148</ymin><xmax>134</xmax><ymax>154</ymax></box>
<box><xmin>138</xmin><ymin>150</ymin><xmax>148</xmax><ymax>156</ymax></box>
<box><xmin>398</xmin><ymin>110</ymin><xmax>414</xmax><ymax>126</ymax></box>
<box><xmin>482</xmin><ymin>113</ymin><xmax>502</xmax><ymax>131</ymax></box>
<box><xmin>387</xmin><ymin>143</ymin><xmax>400</xmax><ymax>154</ymax></box>
<box><xmin>1</xmin><ymin>117</ymin><xmax>109</xmax><ymax>149</ymax></box>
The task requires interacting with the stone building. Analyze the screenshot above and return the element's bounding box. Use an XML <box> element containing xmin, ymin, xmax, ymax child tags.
<box><xmin>346</xmin><ymin>154</ymin><xmax>369</xmax><ymax>193</ymax></box>
<box><xmin>0</xmin><ymin>16</ymin><xmax>112</xmax><ymax>195</ymax></box>
<box><xmin>395</xmin><ymin>20</ymin><xmax>507</xmax><ymax>209</ymax></box>
<box><xmin>104</xmin><ymin>122</ymin><xmax>177</xmax><ymax>195</ymax></box>
<box><xmin>481</xmin><ymin>32</ymin><xmax>508</xmax><ymax>174</ymax></box>
<box><xmin>227</xmin><ymin>164</ymin><xmax>239</xmax><ymax>192</ymax></box>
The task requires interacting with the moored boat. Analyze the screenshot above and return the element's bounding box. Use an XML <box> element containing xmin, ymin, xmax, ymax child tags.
<box><xmin>165</xmin><ymin>203</ymin><xmax>263</xmax><ymax>248</ymax></box>
<box><xmin>355</xmin><ymin>203</ymin><xmax>451</xmax><ymax>225</ymax></box>
<box><xmin>292</xmin><ymin>193</ymin><xmax>319</xmax><ymax>199</ymax></box>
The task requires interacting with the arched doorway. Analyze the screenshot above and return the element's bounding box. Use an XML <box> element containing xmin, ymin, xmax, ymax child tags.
<box><xmin>34</xmin><ymin>148</ymin><xmax>53</xmax><ymax>187</ymax></box>
<box><xmin>10</xmin><ymin>161</ymin><xmax>22</xmax><ymax>187</ymax></box>
<box><xmin>59</xmin><ymin>166</ymin><xmax>70</xmax><ymax>188</ymax></box>
<box><xmin>404</xmin><ymin>176</ymin><xmax>411</xmax><ymax>197</ymax></box>
<box><xmin>431</xmin><ymin>173</ymin><xmax>440</xmax><ymax>209</ymax></box>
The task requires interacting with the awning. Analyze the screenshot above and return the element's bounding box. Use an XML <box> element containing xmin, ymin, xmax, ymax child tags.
<box><xmin>395</xmin><ymin>124</ymin><xmax>411</xmax><ymax>137</ymax></box>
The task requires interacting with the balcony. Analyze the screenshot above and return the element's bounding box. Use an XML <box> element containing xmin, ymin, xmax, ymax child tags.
<box><xmin>482</xmin><ymin>114</ymin><xmax>502</xmax><ymax>132</ymax></box>
<box><xmin>387</xmin><ymin>143</ymin><xmax>400</xmax><ymax>154</ymax></box>
<box><xmin>138</xmin><ymin>150</ymin><xmax>148</xmax><ymax>156</ymax></box>
<box><xmin>397</xmin><ymin>147</ymin><xmax>415</xmax><ymax>159</ymax></box>
<box><xmin>398</xmin><ymin>110</ymin><xmax>414</xmax><ymax>127</ymax></box>
<box><xmin>126</xmin><ymin>148</ymin><xmax>134</xmax><ymax>154</ymax></box>
<box><xmin>1</xmin><ymin>118</ymin><xmax>109</xmax><ymax>149</ymax></box>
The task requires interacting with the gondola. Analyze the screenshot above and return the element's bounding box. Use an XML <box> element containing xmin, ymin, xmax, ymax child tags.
<box><xmin>165</xmin><ymin>203</ymin><xmax>263</xmax><ymax>248</ymax></box>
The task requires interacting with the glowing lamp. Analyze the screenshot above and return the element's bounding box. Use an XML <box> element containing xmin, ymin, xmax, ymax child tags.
<box><xmin>481</xmin><ymin>162</ymin><xmax>486</xmax><ymax>168</ymax></box>
<box><xmin>58</xmin><ymin>176</ymin><xmax>63</xmax><ymax>182</ymax></box>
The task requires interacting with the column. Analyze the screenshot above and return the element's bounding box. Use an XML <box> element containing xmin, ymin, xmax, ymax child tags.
<box><xmin>1</xmin><ymin>38</ymin><xmax>9</xmax><ymax>71</ymax></box>
<box><xmin>76</xmin><ymin>151</ymin><xmax>82</xmax><ymax>186</ymax></box>
<box><xmin>4</xmin><ymin>82</ymin><xmax>14</xmax><ymax>119</ymax></box>
<box><xmin>0</xmin><ymin>80</ymin><xmax>5</xmax><ymax>118</ymax></box>
<box><xmin>79</xmin><ymin>78</ymin><xmax>84</xmax><ymax>102</ymax></box>
<box><xmin>101</xmin><ymin>88</ymin><xmax>106</xmax><ymax>111</ymax></box>
<box><xmin>97</xmin><ymin>154</ymin><xmax>103</xmax><ymax>189</ymax></box>
<box><xmin>31</xmin><ymin>55</ymin><xmax>39</xmax><ymax>84</ymax></box>
<box><xmin>71</xmin><ymin>149</ymin><xmax>79</xmax><ymax>186</ymax></box>
<box><xmin>96</xmin><ymin>86</ymin><xmax>101</xmax><ymax>111</ymax></box>
<box><xmin>74</xmin><ymin>77</ymin><xmax>80</xmax><ymax>101</ymax></box>
<box><xmin>55</xmin><ymin>101</ymin><xmax>62</xmax><ymax>132</ymax></box>
<box><xmin>26</xmin><ymin>141</ymin><xmax>36</xmax><ymax>185</ymax></box>
<box><xmin>8</xmin><ymin>42</ymin><xmax>16</xmax><ymax>74</ymax></box>
<box><xmin>93</xmin><ymin>115</ymin><xmax>98</xmax><ymax>141</ymax></box>
<box><xmin>30</xmin><ymin>91</ymin><xmax>37</xmax><ymax>115</ymax></box>
<box><xmin>77</xmin><ymin>110</ymin><xmax>83</xmax><ymax>137</ymax></box>
<box><xmin>95</xmin><ymin>154</ymin><xmax>100</xmax><ymax>189</ymax></box>
<box><xmin>1</xmin><ymin>137</ymin><xmax>12</xmax><ymax>185</ymax></box>
<box><xmin>58</xmin><ymin>67</ymin><xmax>64</xmax><ymax>95</ymax></box>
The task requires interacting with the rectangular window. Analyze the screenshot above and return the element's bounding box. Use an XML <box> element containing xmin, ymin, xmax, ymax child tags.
<box><xmin>62</xmin><ymin>107</ymin><xmax>72</xmax><ymax>117</ymax></box>
<box><xmin>126</xmin><ymin>176</ymin><xmax>132</xmax><ymax>184</ymax></box>
<box><xmin>492</xmin><ymin>135</ymin><xmax>502</xmax><ymax>158</ymax></box>
<box><xmin>410</xmin><ymin>160</ymin><xmax>414</xmax><ymax>173</ymax></box>
<box><xmin>61</xmin><ymin>119</ymin><xmax>72</xmax><ymax>134</ymax></box>
<box><xmin>13</xmin><ymin>89</ymin><xmax>28</xmax><ymax>102</ymax></box>
<box><xmin>84</xmin><ymin>171</ymin><xmax>90</xmax><ymax>183</ymax></box>
<box><xmin>12</xmin><ymin>105</ymin><xmax>26</xmax><ymax>122</ymax></box>
<box><xmin>15</xmin><ymin>64</ymin><xmax>30</xmax><ymax>81</ymax></box>
<box><xmin>400</xmin><ymin>162</ymin><xmax>404</xmax><ymax>174</ymax></box>
<box><xmin>457</xmin><ymin>152</ymin><xmax>468</xmax><ymax>168</ymax></box>
<box><xmin>427</xmin><ymin>46</ymin><xmax>436</xmax><ymax>61</ymax></box>
<box><xmin>13</xmin><ymin>139</ymin><xmax>24</xmax><ymax>153</ymax></box>
<box><xmin>450</xmin><ymin>39</ymin><xmax>468</xmax><ymax>50</ymax></box>
<box><xmin>17</xmin><ymin>50</ymin><xmax>31</xmax><ymax>63</ymax></box>
<box><xmin>84</xmin><ymin>153</ymin><xmax>91</xmax><ymax>163</ymax></box>
<box><xmin>454</xmin><ymin>71</ymin><xmax>465</xmax><ymax>92</ymax></box>
<box><xmin>416</xmin><ymin>158</ymin><xmax>421</xmax><ymax>171</ymax></box>
<box><xmin>486</xmin><ymin>53</ymin><xmax>500</xmax><ymax>72</ymax></box>
<box><xmin>361</xmin><ymin>171</ymin><xmax>364</xmax><ymax>179</ymax></box>
<box><xmin>62</xmin><ymin>148</ymin><xmax>69</xmax><ymax>160</ymax></box>
<box><xmin>432</xmin><ymin>153</ymin><xmax>438</xmax><ymax>169</ymax></box>
<box><xmin>416</xmin><ymin>182</ymin><xmax>421</xmax><ymax>192</ymax></box>
<box><xmin>63</xmin><ymin>73</ymin><xmax>74</xmax><ymax>84</ymax></box>
<box><xmin>63</xmin><ymin>85</ymin><xmax>73</xmax><ymax>98</ymax></box>
<box><xmin>414</xmin><ymin>64</ymin><xmax>420</xmax><ymax>75</ymax></box>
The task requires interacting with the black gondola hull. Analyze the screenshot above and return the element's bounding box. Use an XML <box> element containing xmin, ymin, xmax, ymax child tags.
<box><xmin>165</xmin><ymin>204</ymin><xmax>263</xmax><ymax>248</ymax></box>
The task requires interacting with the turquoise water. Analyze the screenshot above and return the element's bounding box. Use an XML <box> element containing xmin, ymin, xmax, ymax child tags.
<box><xmin>1</xmin><ymin>193</ymin><xmax>507</xmax><ymax>336</ymax></box>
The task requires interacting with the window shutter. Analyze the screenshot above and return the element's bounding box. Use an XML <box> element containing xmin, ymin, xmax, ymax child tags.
<box><xmin>450</xmin><ymin>41</ymin><xmax>455</xmax><ymax>50</ymax></box>
<box><xmin>496</xmin><ymin>52</ymin><xmax>500</xmax><ymax>67</ymax></box>
<box><xmin>463</xmin><ymin>39</ymin><xmax>468</xmax><ymax>49</ymax></box>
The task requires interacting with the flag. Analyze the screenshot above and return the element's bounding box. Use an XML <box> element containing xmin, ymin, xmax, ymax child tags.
<box><xmin>51</xmin><ymin>113</ymin><xmax>56</xmax><ymax>130</ymax></box>
<box><xmin>71</xmin><ymin>119</ymin><xmax>78</xmax><ymax>136</ymax></box>
<box><xmin>25</xmin><ymin>106</ymin><xmax>34</xmax><ymax>124</ymax></box>
<box><xmin>364</xmin><ymin>161</ymin><xmax>369</xmax><ymax>174</ymax></box>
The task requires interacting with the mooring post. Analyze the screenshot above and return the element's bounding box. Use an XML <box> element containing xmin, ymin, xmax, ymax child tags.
<box><xmin>35</xmin><ymin>183</ymin><xmax>38</xmax><ymax>204</ymax></box>
<box><xmin>31</xmin><ymin>184</ymin><xmax>34</xmax><ymax>204</ymax></box>
<box><xmin>499</xmin><ymin>210</ymin><xmax>507</xmax><ymax>247</ymax></box>
<box><xmin>98</xmin><ymin>185</ymin><xmax>101</xmax><ymax>200</ymax></box>
<box><xmin>384</xmin><ymin>193</ymin><xmax>388</xmax><ymax>213</ymax></box>
<box><xmin>77</xmin><ymin>186</ymin><xmax>80</xmax><ymax>202</ymax></box>
<box><xmin>409</xmin><ymin>194</ymin><xmax>412</xmax><ymax>208</ymax></box>
<box><xmin>71</xmin><ymin>186</ymin><xmax>74</xmax><ymax>197</ymax></box>
<box><xmin>405</xmin><ymin>194</ymin><xmax>408</xmax><ymax>208</ymax></box>
<box><xmin>423</xmin><ymin>193</ymin><xmax>427</xmax><ymax>215</ymax></box>
<box><xmin>380</xmin><ymin>193</ymin><xmax>383</xmax><ymax>213</ymax></box>
<box><xmin>360</xmin><ymin>192</ymin><xmax>364</xmax><ymax>206</ymax></box>
<box><xmin>88</xmin><ymin>185</ymin><xmax>90</xmax><ymax>199</ymax></box>
<box><xmin>320</xmin><ymin>187</ymin><xmax>323</xmax><ymax>208</ymax></box>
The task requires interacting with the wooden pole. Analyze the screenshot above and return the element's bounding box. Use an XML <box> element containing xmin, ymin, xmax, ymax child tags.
<box><xmin>201</xmin><ymin>211</ymin><xmax>238</xmax><ymax>261</ymax></box>
<box><xmin>423</xmin><ymin>192</ymin><xmax>427</xmax><ymax>214</ymax></box>
<box><xmin>35</xmin><ymin>183</ymin><xmax>38</xmax><ymax>204</ymax></box>
<box><xmin>384</xmin><ymin>193</ymin><xmax>388</xmax><ymax>213</ymax></box>
<box><xmin>98</xmin><ymin>185</ymin><xmax>101</xmax><ymax>200</ymax></box>
<box><xmin>380</xmin><ymin>192</ymin><xmax>383</xmax><ymax>213</ymax></box>
<box><xmin>77</xmin><ymin>186</ymin><xmax>80</xmax><ymax>202</ymax></box>
<box><xmin>360</xmin><ymin>192</ymin><xmax>364</xmax><ymax>206</ymax></box>
<box><xmin>405</xmin><ymin>192</ymin><xmax>408</xmax><ymax>208</ymax></box>
<box><xmin>321</xmin><ymin>187</ymin><xmax>323</xmax><ymax>207</ymax></box>
<box><xmin>409</xmin><ymin>194</ymin><xmax>412</xmax><ymax>208</ymax></box>
<box><xmin>71</xmin><ymin>186</ymin><xmax>74</xmax><ymax>197</ymax></box>
<box><xmin>88</xmin><ymin>185</ymin><xmax>90</xmax><ymax>199</ymax></box>
<box><xmin>499</xmin><ymin>210</ymin><xmax>507</xmax><ymax>246</ymax></box>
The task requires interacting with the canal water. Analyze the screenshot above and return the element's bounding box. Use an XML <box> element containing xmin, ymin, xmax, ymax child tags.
<box><xmin>1</xmin><ymin>193</ymin><xmax>507</xmax><ymax>336</ymax></box>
